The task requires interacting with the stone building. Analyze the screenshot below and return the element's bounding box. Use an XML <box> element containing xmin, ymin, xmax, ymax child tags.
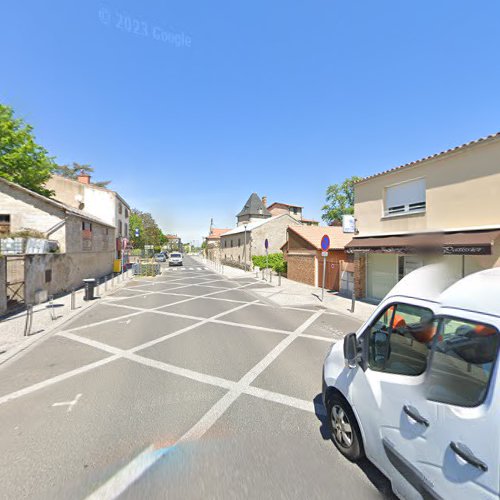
<box><xmin>236</xmin><ymin>193</ymin><xmax>271</xmax><ymax>226</ymax></box>
<box><xmin>45</xmin><ymin>173</ymin><xmax>130</xmax><ymax>259</ymax></box>
<box><xmin>220</xmin><ymin>213</ymin><xmax>300</xmax><ymax>269</ymax></box>
<box><xmin>0</xmin><ymin>177</ymin><xmax>115</xmax><ymax>309</ymax></box>
<box><xmin>204</xmin><ymin>223</ymin><xmax>230</xmax><ymax>261</ymax></box>
<box><xmin>267</xmin><ymin>202</ymin><xmax>319</xmax><ymax>226</ymax></box>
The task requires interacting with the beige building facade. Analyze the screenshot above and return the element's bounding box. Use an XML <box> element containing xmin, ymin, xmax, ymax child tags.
<box><xmin>348</xmin><ymin>133</ymin><xmax>500</xmax><ymax>302</ymax></box>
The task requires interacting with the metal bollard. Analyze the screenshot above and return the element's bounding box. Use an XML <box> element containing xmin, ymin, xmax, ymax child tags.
<box><xmin>278</xmin><ymin>271</ymin><xmax>281</xmax><ymax>286</ymax></box>
<box><xmin>24</xmin><ymin>304</ymin><xmax>33</xmax><ymax>336</ymax></box>
<box><xmin>71</xmin><ymin>288</ymin><xmax>76</xmax><ymax>310</ymax></box>
<box><xmin>104</xmin><ymin>276</ymin><xmax>108</xmax><ymax>291</ymax></box>
<box><xmin>111</xmin><ymin>274</ymin><xmax>115</xmax><ymax>287</ymax></box>
<box><xmin>256</xmin><ymin>269</ymin><xmax>258</xmax><ymax>279</ymax></box>
<box><xmin>270</xmin><ymin>270</ymin><xmax>273</xmax><ymax>283</ymax></box>
<box><xmin>351</xmin><ymin>291</ymin><xmax>356</xmax><ymax>313</ymax></box>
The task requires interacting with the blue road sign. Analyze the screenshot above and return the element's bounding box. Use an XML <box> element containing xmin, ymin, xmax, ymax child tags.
<box><xmin>135</xmin><ymin>228</ymin><xmax>140</xmax><ymax>237</ymax></box>
<box><xmin>321</xmin><ymin>234</ymin><xmax>330</xmax><ymax>251</ymax></box>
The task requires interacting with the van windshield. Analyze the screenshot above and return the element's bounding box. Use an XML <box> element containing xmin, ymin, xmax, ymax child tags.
<box><xmin>170</xmin><ymin>253</ymin><xmax>181</xmax><ymax>258</ymax></box>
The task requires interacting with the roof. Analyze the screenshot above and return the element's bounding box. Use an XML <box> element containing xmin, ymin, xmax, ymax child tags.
<box><xmin>166</xmin><ymin>234</ymin><xmax>180</xmax><ymax>239</ymax></box>
<box><xmin>301</xmin><ymin>218</ymin><xmax>319</xmax><ymax>223</ymax></box>
<box><xmin>222</xmin><ymin>214</ymin><xmax>297</xmax><ymax>237</ymax></box>
<box><xmin>49</xmin><ymin>174</ymin><xmax>131</xmax><ymax>208</ymax></box>
<box><xmin>206</xmin><ymin>228</ymin><xmax>231</xmax><ymax>240</ymax></box>
<box><xmin>267</xmin><ymin>202</ymin><xmax>303</xmax><ymax>210</ymax></box>
<box><xmin>0</xmin><ymin>177</ymin><xmax>114</xmax><ymax>228</ymax></box>
<box><xmin>236</xmin><ymin>193</ymin><xmax>271</xmax><ymax>218</ymax></box>
<box><xmin>439</xmin><ymin>267</ymin><xmax>500</xmax><ymax>319</ymax></box>
<box><xmin>288</xmin><ymin>225</ymin><xmax>353</xmax><ymax>250</ymax></box>
<box><xmin>357</xmin><ymin>132</ymin><xmax>500</xmax><ymax>184</ymax></box>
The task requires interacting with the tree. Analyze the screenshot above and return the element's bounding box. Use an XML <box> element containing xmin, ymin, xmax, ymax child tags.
<box><xmin>129</xmin><ymin>209</ymin><xmax>164</xmax><ymax>249</ymax></box>
<box><xmin>54</xmin><ymin>162</ymin><xmax>111</xmax><ymax>187</ymax></box>
<box><xmin>0</xmin><ymin>103</ymin><xmax>56</xmax><ymax>197</ymax></box>
<box><xmin>321</xmin><ymin>176</ymin><xmax>361</xmax><ymax>225</ymax></box>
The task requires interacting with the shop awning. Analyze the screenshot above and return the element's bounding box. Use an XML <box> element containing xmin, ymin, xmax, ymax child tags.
<box><xmin>345</xmin><ymin>229</ymin><xmax>500</xmax><ymax>255</ymax></box>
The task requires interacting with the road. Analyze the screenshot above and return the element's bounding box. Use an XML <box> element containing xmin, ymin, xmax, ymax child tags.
<box><xmin>0</xmin><ymin>256</ymin><xmax>393</xmax><ymax>499</ymax></box>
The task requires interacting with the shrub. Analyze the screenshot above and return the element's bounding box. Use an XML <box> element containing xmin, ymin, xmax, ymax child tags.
<box><xmin>252</xmin><ymin>253</ymin><xmax>287</xmax><ymax>273</ymax></box>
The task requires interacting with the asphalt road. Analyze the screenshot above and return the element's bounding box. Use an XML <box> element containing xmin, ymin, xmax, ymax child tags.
<box><xmin>0</xmin><ymin>256</ymin><xmax>393</xmax><ymax>499</ymax></box>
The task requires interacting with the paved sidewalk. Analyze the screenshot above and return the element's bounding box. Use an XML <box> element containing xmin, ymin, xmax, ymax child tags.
<box><xmin>0</xmin><ymin>271</ymin><xmax>134</xmax><ymax>364</ymax></box>
<box><xmin>195</xmin><ymin>256</ymin><xmax>377</xmax><ymax>322</ymax></box>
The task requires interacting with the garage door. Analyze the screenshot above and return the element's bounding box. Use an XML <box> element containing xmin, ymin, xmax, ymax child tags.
<box><xmin>366</xmin><ymin>253</ymin><xmax>398</xmax><ymax>301</ymax></box>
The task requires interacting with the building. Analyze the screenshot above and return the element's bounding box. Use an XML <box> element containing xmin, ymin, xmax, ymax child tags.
<box><xmin>221</xmin><ymin>213</ymin><xmax>300</xmax><ymax>269</ymax></box>
<box><xmin>347</xmin><ymin>132</ymin><xmax>500</xmax><ymax>302</ymax></box>
<box><xmin>204</xmin><ymin>223</ymin><xmax>231</xmax><ymax>261</ymax></box>
<box><xmin>164</xmin><ymin>234</ymin><xmax>182</xmax><ymax>252</ymax></box>
<box><xmin>0</xmin><ymin>177</ymin><xmax>115</xmax><ymax>309</ymax></box>
<box><xmin>236</xmin><ymin>193</ymin><xmax>271</xmax><ymax>226</ymax></box>
<box><xmin>45</xmin><ymin>173</ymin><xmax>130</xmax><ymax>260</ymax></box>
<box><xmin>282</xmin><ymin>226</ymin><xmax>353</xmax><ymax>292</ymax></box>
<box><xmin>267</xmin><ymin>202</ymin><xmax>319</xmax><ymax>226</ymax></box>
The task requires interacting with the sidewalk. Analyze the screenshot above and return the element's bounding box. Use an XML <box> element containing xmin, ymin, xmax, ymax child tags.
<box><xmin>0</xmin><ymin>271</ymin><xmax>134</xmax><ymax>365</ymax></box>
<box><xmin>195</xmin><ymin>256</ymin><xmax>377</xmax><ymax>322</ymax></box>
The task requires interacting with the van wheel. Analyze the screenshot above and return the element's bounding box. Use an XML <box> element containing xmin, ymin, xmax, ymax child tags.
<box><xmin>327</xmin><ymin>393</ymin><xmax>364</xmax><ymax>461</ymax></box>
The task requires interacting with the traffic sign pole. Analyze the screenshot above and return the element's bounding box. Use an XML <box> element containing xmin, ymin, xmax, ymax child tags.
<box><xmin>265</xmin><ymin>238</ymin><xmax>269</xmax><ymax>281</ymax></box>
<box><xmin>320</xmin><ymin>235</ymin><xmax>331</xmax><ymax>302</ymax></box>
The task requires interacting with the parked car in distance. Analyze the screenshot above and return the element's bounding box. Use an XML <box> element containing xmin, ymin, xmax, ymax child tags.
<box><xmin>154</xmin><ymin>253</ymin><xmax>166</xmax><ymax>262</ymax></box>
<box><xmin>322</xmin><ymin>264</ymin><xmax>500</xmax><ymax>500</ymax></box>
<box><xmin>169</xmin><ymin>252</ymin><xmax>183</xmax><ymax>266</ymax></box>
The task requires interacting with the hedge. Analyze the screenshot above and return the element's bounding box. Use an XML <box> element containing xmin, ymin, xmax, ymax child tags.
<box><xmin>252</xmin><ymin>253</ymin><xmax>287</xmax><ymax>273</ymax></box>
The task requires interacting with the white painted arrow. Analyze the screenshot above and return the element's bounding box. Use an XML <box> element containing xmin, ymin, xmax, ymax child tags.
<box><xmin>52</xmin><ymin>393</ymin><xmax>82</xmax><ymax>412</ymax></box>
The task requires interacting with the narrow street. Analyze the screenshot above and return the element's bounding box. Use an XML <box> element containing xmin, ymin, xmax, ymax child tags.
<box><xmin>0</xmin><ymin>256</ymin><xmax>391</xmax><ymax>499</ymax></box>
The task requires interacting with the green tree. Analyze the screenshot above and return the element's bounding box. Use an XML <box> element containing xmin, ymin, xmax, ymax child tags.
<box><xmin>0</xmin><ymin>104</ymin><xmax>56</xmax><ymax>197</ymax></box>
<box><xmin>129</xmin><ymin>211</ymin><xmax>144</xmax><ymax>248</ymax></box>
<box><xmin>129</xmin><ymin>209</ymin><xmax>164</xmax><ymax>249</ymax></box>
<box><xmin>54</xmin><ymin>162</ymin><xmax>111</xmax><ymax>187</ymax></box>
<box><xmin>321</xmin><ymin>175</ymin><xmax>361</xmax><ymax>225</ymax></box>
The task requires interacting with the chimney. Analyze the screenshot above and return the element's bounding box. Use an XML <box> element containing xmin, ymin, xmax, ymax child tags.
<box><xmin>262</xmin><ymin>195</ymin><xmax>267</xmax><ymax>207</ymax></box>
<box><xmin>77</xmin><ymin>172</ymin><xmax>91</xmax><ymax>184</ymax></box>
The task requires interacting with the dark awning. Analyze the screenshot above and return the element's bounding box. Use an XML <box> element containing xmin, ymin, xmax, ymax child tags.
<box><xmin>345</xmin><ymin>230</ymin><xmax>500</xmax><ymax>255</ymax></box>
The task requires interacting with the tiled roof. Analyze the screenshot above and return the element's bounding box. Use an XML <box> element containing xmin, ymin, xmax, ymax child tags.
<box><xmin>267</xmin><ymin>202</ymin><xmax>303</xmax><ymax>209</ymax></box>
<box><xmin>236</xmin><ymin>193</ymin><xmax>271</xmax><ymax>217</ymax></box>
<box><xmin>288</xmin><ymin>225</ymin><xmax>353</xmax><ymax>250</ymax></box>
<box><xmin>222</xmin><ymin>214</ymin><xmax>296</xmax><ymax>236</ymax></box>
<box><xmin>206</xmin><ymin>228</ymin><xmax>231</xmax><ymax>239</ymax></box>
<box><xmin>357</xmin><ymin>132</ymin><xmax>500</xmax><ymax>184</ymax></box>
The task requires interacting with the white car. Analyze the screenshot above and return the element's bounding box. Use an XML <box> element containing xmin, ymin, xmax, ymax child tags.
<box><xmin>168</xmin><ymin>252</ymin><xmax>183</xmax><ymax>266</ymax></box>
<box><xmin>322</xmin><ymin>264</ymin><xmax>500</xmax><ymax>500</ymax></box>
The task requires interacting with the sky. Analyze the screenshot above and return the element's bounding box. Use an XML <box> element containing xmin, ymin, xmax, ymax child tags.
<box><xmin>1</xmin><ymin>1</ymin><xmax>500</xmax><ymax>244</ymax></box>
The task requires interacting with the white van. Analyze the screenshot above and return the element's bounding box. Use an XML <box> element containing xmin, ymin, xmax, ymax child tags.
<box><xmin>322</xmin><ymin>264</ymin><xmax>500</xmax><ymax>500</ymax></box>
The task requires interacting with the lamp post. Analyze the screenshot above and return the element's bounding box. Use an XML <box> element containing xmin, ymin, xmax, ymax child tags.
<box><xmin>244</xmin><ymin>224</ymin><xmax>248</xmax><ymax>271</ymax></box>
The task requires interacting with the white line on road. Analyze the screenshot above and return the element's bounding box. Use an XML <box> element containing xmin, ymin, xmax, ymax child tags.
<box><xmin>52</xmin><ymin>392</ymin><xmax>82</xmax><ymax>412</ymax></box>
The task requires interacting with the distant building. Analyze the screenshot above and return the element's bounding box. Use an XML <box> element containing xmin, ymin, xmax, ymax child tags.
<box><xmin>165</xmin><ymin>234</ymin><xmax>182</xmax><ymax>252</ymax></box>
<box><xmin>267</xmin><ymin>202</ymin><xmax>319</xmax><ymax>226</ymax></box>
<box><xmin>204</xmin><ymin>221</ymin><xmax>231</xmax><ymax>261</ymax></box>
<box><xmin>45</xmin><ymin>173</ymin><xmax>130</xmax><ymax>260</ymax></box>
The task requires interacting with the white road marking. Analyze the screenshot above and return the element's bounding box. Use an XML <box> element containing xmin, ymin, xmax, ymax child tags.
<box><xmin>119</xmin><ymin>319</ymin><xmax>132</xmax><ymax>325</ymax></box>
<box><xmin>52</xmin><ymin>393</ymin><xmax>82</xmax><ymax>412</ymax></box>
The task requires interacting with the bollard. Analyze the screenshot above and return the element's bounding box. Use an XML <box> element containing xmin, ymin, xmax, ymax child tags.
<box><xmin>278</xmin><ymin>271</ymin><xmax>281</xmax><ymax>286</ymax></box>
<box><xmin>270</xmin><ymin>269</ymin><xmax>273</xmax><ymax>283</ymax></box>
<box><xmin>111</xmin><ymin>274</ymin><xmax>115</xmax><ymax>288</ymax></box>
<box><xmin>351</xmin><ymin>291</ymin><xmax>356</xmax><ymax>313</ymax></box>
<box><xmin>71</xmin><ymin>288</ymin><xmax>76</xmax><ymax>310</ymax></box>
<box><xmin>104</xmin><ymin>276</ymin><xmax>108</xmax><ymax>291</ymax></box>
<box><xmin>261</xmin><ymin>269</ymin><xmax>264</xmax><ymax>280</ymax></box>
<box><xmin>24</xmin><ymin>304</ymin><xmax>33</xmax><ymax>336</ymax></box>
<box><xmin>256</xmin><ymin>269</ymin><xmax>258</xmax><ymax>279</ymax></box>
<box><xmin>48</xmin><ymin>295</ymin><xmax>56</xmax><ymax>320</ymax></box>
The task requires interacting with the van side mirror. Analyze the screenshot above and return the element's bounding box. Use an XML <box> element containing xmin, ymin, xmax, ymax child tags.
<box><xmin>343</xmin><ymin>332</ymin><xmax>359</xmax><ymax>369</ymax></box>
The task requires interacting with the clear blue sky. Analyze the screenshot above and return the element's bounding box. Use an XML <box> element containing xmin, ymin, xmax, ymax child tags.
<box><xmin>2</xmin><ymin>1</ymin><xmax>499</xmax><ymax>244</ymax></box>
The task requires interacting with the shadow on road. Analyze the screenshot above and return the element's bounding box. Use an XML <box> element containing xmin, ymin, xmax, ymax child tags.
<box><xmin>313</xmin><ymin>394</ymin><xmax>396</xmax><ymax>499</ymax></box>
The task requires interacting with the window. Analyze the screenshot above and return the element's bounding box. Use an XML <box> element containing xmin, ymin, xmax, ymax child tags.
<box><xmin>231</xmin><ymin>239</ymin><xmax>233</xmax><ymax>248</ymax></box>
<box><xmin>118</xmin><ymin>220</ymin><xmax>122</xmax><ymax>236</ymax></box>
<box><xmin>0</xmin><ymin>214</ymin><xmax>11</xmax><ymax>234</ymax></box>
<box><xmin>124</xmin><ymin>224</ymin><xmax>128</xmax><ymax>237</ymax></box>
<box><xmin>82</xmin><ymin>221</ymin><xmax>92</xmax><ymax>232</ymax></box>
<box><xmin>224</xmin><ymin>240</ymin><xmax>227</xmax><ymax>248</ymax></box>
<box><xmin>125</xmin><ymin>208</ymin><xmax>129</xmax><ymax>218</ymax></box>
<box><xmin>427</xmin><ymin>318</ymin><xmax>499</xmax><ymax>407</ymax></box>
<box><xmin>118</xmin><ymin>203</ymin><xmax>123</xmax><ymax>215</ymax></box>
<box><xmin>385</xmin><ymin>178</ymin><xmax>426</xmax><ymax>216</ymax></box>
<box><xmin>238</xmin><ymin>238</ymin><xmax>241</xmax><ymax>247</ymax></box>
<box><xmin>367</xmin><ymin>302</ymin><xmax>435</xmax><ymax>376</ymax></box>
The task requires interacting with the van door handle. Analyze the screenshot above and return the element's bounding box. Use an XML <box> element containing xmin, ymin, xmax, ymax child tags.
<box><xmin>450</xmin><ymin>441</ymin><xmax>488</xmax><ymax>472</ymax></box>
<box><xmin>403</xmin><ymin>405</ymin><xmax>429</xmax><ymax>427</ymax></box>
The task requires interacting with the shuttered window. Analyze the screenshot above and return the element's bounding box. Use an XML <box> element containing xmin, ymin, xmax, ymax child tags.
<box><xmin>385</xmin><ymin>178</ymin><xmax>426</xmax><ymax>216</ymax></box>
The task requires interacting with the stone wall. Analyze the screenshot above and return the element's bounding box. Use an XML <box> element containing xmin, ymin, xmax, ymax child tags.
<box><xmin>24</xmin><ymin>251</ymin><xmax>114</xmax><ymax>304</ymax></box>
<box><xmin>65</xmin><ymin>215</ymin><xmax>114</xmax><ymax>254</ymax></box>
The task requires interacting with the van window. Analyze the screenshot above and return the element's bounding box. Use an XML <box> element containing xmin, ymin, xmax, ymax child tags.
<box><xmin>367</xmin><ymin>303</ymin><xmax>435</xmax><ymax>376</ymax></box>
<box><xmin>427</xmin><ymin>318</ymin><xmax>499</xmax><ymax>407</ymax></box>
